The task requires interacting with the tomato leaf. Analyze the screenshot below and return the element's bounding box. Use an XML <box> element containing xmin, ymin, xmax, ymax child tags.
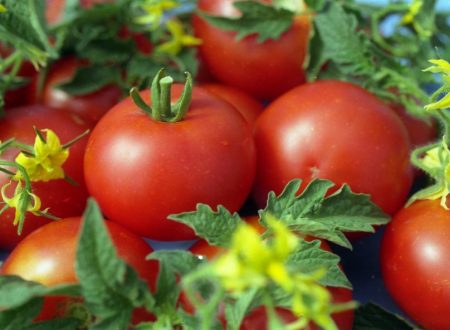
<box><xmin>168</xmin><ymin>204</ymin><xmax>243</xmax><ymax>247</ymax></box>
<box><xmin>147</xmin><ymin>250</ymin><xmax>203</xmax><ymax>311</ymax></box>
<box><xmin>75</xmin><ymin>198</ymin><xmax>155</xmax><ymax>330</ymax></box>
<box><xmin>199</xmin><ymin>1</ymin><xmax>295</xmax><ymax>42</ymax></box>
<box><xmin>0</xmin><ymin>0</ymin><xmax>55</xmax><ymax>65</ymax></box>
<box><xmin>0</xmin><ymin>275</ymin><xmax>81</xmax><ymax>310</ymax></box>
<box><xmin>224</xmin><ymin>288</ymin><xmax>262</xmax><ymax>330</ymax></box>
<box><xmin>353</xmin><ymin>303</ymin><xmax>415</xmax><ymax>330</ymax></box>
<box><xmin>28</xmin><ymin>318</ymin><xmax>82</xmax><ymax>330</ymax></box>
<box><xmin>56</xmin><ymin>65</ymin><xmax>122</xmax><ymax>96</ymax></box>
<box><xmin>260</xmin><ymin>179</ymin><xmax>389</xmax><ymax>249</ymax></box>
<box><xmin>287</xmin><ymin>240</ymin><xmax>351</xmax><ymax>289</ymax></box>
<box><xmin>0</xmin><ymin>275</ymin><xmax>81</xmax><ymax>330</ymax></box>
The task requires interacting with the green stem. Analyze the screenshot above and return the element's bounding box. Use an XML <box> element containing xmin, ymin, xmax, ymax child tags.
<box><xmin>410</xmin><ymin>142</ymin><xmax>439</xmax><ymax>174</ymax></box>
<box><xmin>131</xmin><ymin>68</ymin><xmax>193</xmax><ymax>122</ymax></box>
<box><xmin>159</xmin><ymin>76</ymin><xmax>174</xmax><ymax>119</ymax></box>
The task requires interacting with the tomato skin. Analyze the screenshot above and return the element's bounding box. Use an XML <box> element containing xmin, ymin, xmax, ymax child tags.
<box><xmin>381</xmin><ymin>200</ymin><xmax>450</xmax><ymax>330</ymax></box>
<box><xmin>193</xmin><ymin>0</ymin><xmax>310</xmax><ymax>100</ymax></box>
<box><xmin>201</xmin><ymin>84</ymin><xmax>264</xmax><ymax>126</ymax></box>
<box><xmin>30</xmin><ymin>57</ymin><xmax>123</xmax><ymax>125</ymax></box>
<box><xmin>252</xmin><ymin>80</ymin><xmax>413</xmax><ymax>216</ymax></box>
<box><xmin>1</xmin><ymin>217</ymin><xmax>158</xmax><ymax>322</ymax></box>
<box><xmin>0</xmin><ymin>105</ymin><xmax>90</xmax><ymax>250</ymax></box>
<box><xmin>84</xmin><ymin>85</ymin><xmax>256</xmax><ymax>241</ymax></box>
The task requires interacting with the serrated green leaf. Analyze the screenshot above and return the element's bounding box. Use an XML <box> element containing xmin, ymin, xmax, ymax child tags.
<box><xmin>261</xmin><ymin>179</ymin><xmax>389</xmax><ymax>249</ymax></box>
<box><xmin>287</xmin><ymin>240</ymin><xmax>351</xmax><ymax>289</ymax></box>
<box><xmin>78</xmin><ymin>38</ymin><xmax>136</xmax><ymax>65</ymax></box>
<box><xmin>28</xmin><ymin>318</ymin><xmax>81</xmax><ymax>330</ymax></box>
<box><xmin>354</xmin><ymin>303</ymin><xmax>415</xmax><ymax>330</ymax></box>
<box><xmin>75</xmin><ymin>198</ymin><xmax>155</xmax><ymax>330</ymax></box>
<box><xmin>56</xmin><ymin>65</ymin><xmax>121</xmax><ymax>96</ymax></box>
<box><xmin>0</xmin><ymin>275</ymin><xmax>81</xmax><ymax>310</ymax></box>
<box><xmin>314</xmin><ymin>2</ymin><xmax>374</xmax><ymax>76</ymax></box>
<box><xmin>200</xmin><ymin>1</ymin><xmax>294</xmax><ymax>42</ymax></box>
<box><xmin>0</xmin><ymin>0</ymin><xmax>55</xmax><ymax>66</ymax></box>
<box><xmin>147</xmin><ymin>250</ymin><xmax>203</xmax><ymax>310</ymax></box>
<box><xmin>169</xmin><ymin>204</ymin><xmax>243</xmax><ymax>247</ymax></box>
<box><xmin>0</xmin><ymin>298</ymin><xmax>43</xmax><ymax>330</ymax></box>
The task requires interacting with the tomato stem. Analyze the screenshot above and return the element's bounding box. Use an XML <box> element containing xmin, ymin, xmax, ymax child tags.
<box><xmin>131</xmin><ymin>68</ymin><xmax>193</xmax><ymax>122</ymax></box>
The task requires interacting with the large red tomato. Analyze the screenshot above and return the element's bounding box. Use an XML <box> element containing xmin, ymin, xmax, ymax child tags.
<box><xmin>193</xmin><ymin>0</ymin><xmax>310</xmax><ymax>100</ymax></box>
<box><xmin>381</xmin><ymin>199</ymin><xmax>450</xmax><ymax>330</ymax></box>
<box><xmin>201</xmin><ymin>83</ymin><xmax>264</xmax><ymax>126</ymax></box>
<box><xmin>30</xmin><ymin>57</ymin><xmax>123</xmax><ymax>125</ymax></box>
<box><xmin>1</xmin><ymin>217</ymin><xmax>158</xmax><ymax>322</ymax></box>
<box><xmin>84</xmin><ymin>84</ymin><xmax>256</xmax><ymax>241</ymax></box>
<box><xmin>252</xmin><ymin>80</ymin><xmax>413</xmax><ymax>216</ymax></box>
<box><xmin>0</xmin><ymin>105</ymin><xmax>90</xmax><ymax>250</ymax></box>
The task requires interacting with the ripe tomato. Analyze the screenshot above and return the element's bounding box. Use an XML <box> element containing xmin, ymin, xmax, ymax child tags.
<box><xmin>201</xmin><ymin>84</ymin><xmax>264</xmax><ymax>126</ymax></box>
<box><xmin>193</xmin><ymin>0</ymin><xmax>310</xmax><ymax>100</ymax></box>
<box><xmin>389</xmin><ymin>103</ymin><xmax>436</xmax><ymax>149</ymax></box>
<box><xmin>381</xmin><ymin>199</ymin><xmax>450</xmax><ymax>330</ymax></box>
<box><xmin>0</xmin><ymin>105</ymin><xmax>90</xmax><ymax>250</ymax></box>
<box><xmin>252</xmin><ymin>80</ymin><xmax>413</xmax><ymax>216</ymax></box>
<box><xmin>30</xmin><ymin>57</ymin><xmax>123</xmax><ymax>125</ymax></box>
<box><xmin>189</xmin><ymin>229</ymin><xmax>354</xmax><ymax>330</ymax></box>
<box><xmin>1</xmin><ymin>217</ymin><xmax>158</xmax><ymax>323</ymax></box>
<box><xmin>84</xmin><ymin>84</ymin><xmax>256</xmax><ymax>241</ymax></box>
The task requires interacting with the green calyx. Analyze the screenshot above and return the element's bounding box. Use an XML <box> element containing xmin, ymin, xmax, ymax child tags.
<box><xmin>130</xmin><ymin>68</ymin><xmax>193</xmax><ymax>122</ymax></box>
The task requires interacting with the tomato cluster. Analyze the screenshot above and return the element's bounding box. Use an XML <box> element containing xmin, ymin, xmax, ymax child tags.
<box><xmin>1</xmin><ymin>0</ymin><xmax>448</xmax><ymax>329</ymax></box>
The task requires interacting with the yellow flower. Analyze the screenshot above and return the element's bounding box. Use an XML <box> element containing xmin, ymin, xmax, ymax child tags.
<box><xmin>1</xmin><ymin>180</ymin><xmax>42</xmax><ymax>226</ymax></box>
<box><xmin>156</xmin><ymin>19</ymin><xmax>202</xmax><ymax>56</ymax></box>
<box><xmin>134</xmin><ymin>0</ymin><xmax>179</xmax><ymax>29</ymax></box>
<box><xmin>401</xmin><ymin>0</ymin><xmax>423</xmax><ymax>25</ymax></box>
<box><xmin>0</xmin><ymin>4</ymin><xmax>6</xmax><ymax>13</ymax></box>
<box><xmin>424</xmin><ymin>59</ymin><xmax>450</xmax><ymax>111</ymax></box>
<box><xmin>13</xmin><ymin>129</ymin><xmax>69</xmax><ymax>182</ymax></box>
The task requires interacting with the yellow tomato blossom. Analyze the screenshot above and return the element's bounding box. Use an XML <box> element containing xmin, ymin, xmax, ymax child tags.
<box><xmin>1</xmin><ymin>180</ymin><xmax>42</xmax><ymax>226</ymax></box>
<box><xmin>156</xmin><ymin>19</ymin><xmax>202</xmax><ymax>56</ymax></box>
<box><xmin>401</xmin><ymin>0</ymin><xmax>423</xmax><ymax>25</ymax></box>
<box><xmin>134</xmin><ymin>0</ymin><xmax>179</xmax><ymax>29</ymax></box>
<box><xmin>13</xmin><ymin>129</ymin><xmax>69</xmax><ymax>182</ymax></box>
<box><xmin>212</xmin><ymin>215</ymin><xmax>339</xmax><ymax>329</ymax></box>
<box><xmin>424</xmin><ymin>59</ymin><xmax>450</xmax><ymax>111</ymax></box>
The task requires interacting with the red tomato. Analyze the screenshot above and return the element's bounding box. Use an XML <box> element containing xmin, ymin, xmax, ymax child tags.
<box><xmin>381</xmin><ymin>199</ymin><xmax>450</xmax><ymax>330</ymax></box>
<box><xmin>201</xmin><ymin>84</ymin><xmax>264</xmax><ymax>126</ymax></box>
<box><xmin>389</xmin><ymin>103</ymin><xmax>436</xmax><ymax>149</ymax></box>
<box><xmin>30</xmin><ymin>57</ymin><xmax>123</xmax><ymax>125</ymax></box>
<box><xmin>1</xmin><ymin>217</ymin><xmax>158</xmax><ymax>323</ymax></box>
<box><xmin>84</xmin><ymin>85</ymin><xmax>256</xmax><ymax>241</ymax></box>
<box><xmin>193</xmin><ymin>0</ymin><xmax>310</xmax><ymax>100</ymax></box>
<box><xmin>252</xmin><ymin>80</ymin><xmax>413</xmax><ymax>216</ymax></box>
<box><xmin>0</xmin><ymin>105</ymin><xmax>90</xmax><ymax>250</ymax></box>
<box><xmin>189</xmin><ymin>231</ymin><xmax>354</xmax><ymax>330</ymax></box>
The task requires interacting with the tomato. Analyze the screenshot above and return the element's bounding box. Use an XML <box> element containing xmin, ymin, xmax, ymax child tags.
<box><xmin>29</xmin><ymin>57</ymin><xmax>123</xmax><ymax>125</ymax></box>
<box><xmin>252</xmin><ymin>80</ymin><xmax>413</xmax><ymax>216</ymax></box>
<box><xmin>201</xmin><ymin>84</ymin><xmax>264</xmax><ymax>126</ymax></box>
<box><xmin>0</xmin><ymin>105</ymin><xmax>90</xmax><ymax>250</ymax></box>
<box><xmin>381</xmin><ymin>199</ymin><xmax>450</xmax><ymax>330</ymax></box>
<box><xmin>1</xmin><ymin>217</ymin><xmax>158</xmax><ymax>323</ymax></box>
<box><xmin>84</xmin><ymin>84</ymin><xmax>256</xmax><ymax>241</ymax></box>
<box><xmin>193</xmin><ymin>0</ymin><xmax>310</xmax><ymax>100</ymax></box>
<box><xmin>189</xmin><ymin>229</ymin><xmax>354</xmax><ymax>330</ymax></box>
<box><xmin>389</xmin><ymin>103</ymin><xmax>437</xmax><ymax>149</ymax></box>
